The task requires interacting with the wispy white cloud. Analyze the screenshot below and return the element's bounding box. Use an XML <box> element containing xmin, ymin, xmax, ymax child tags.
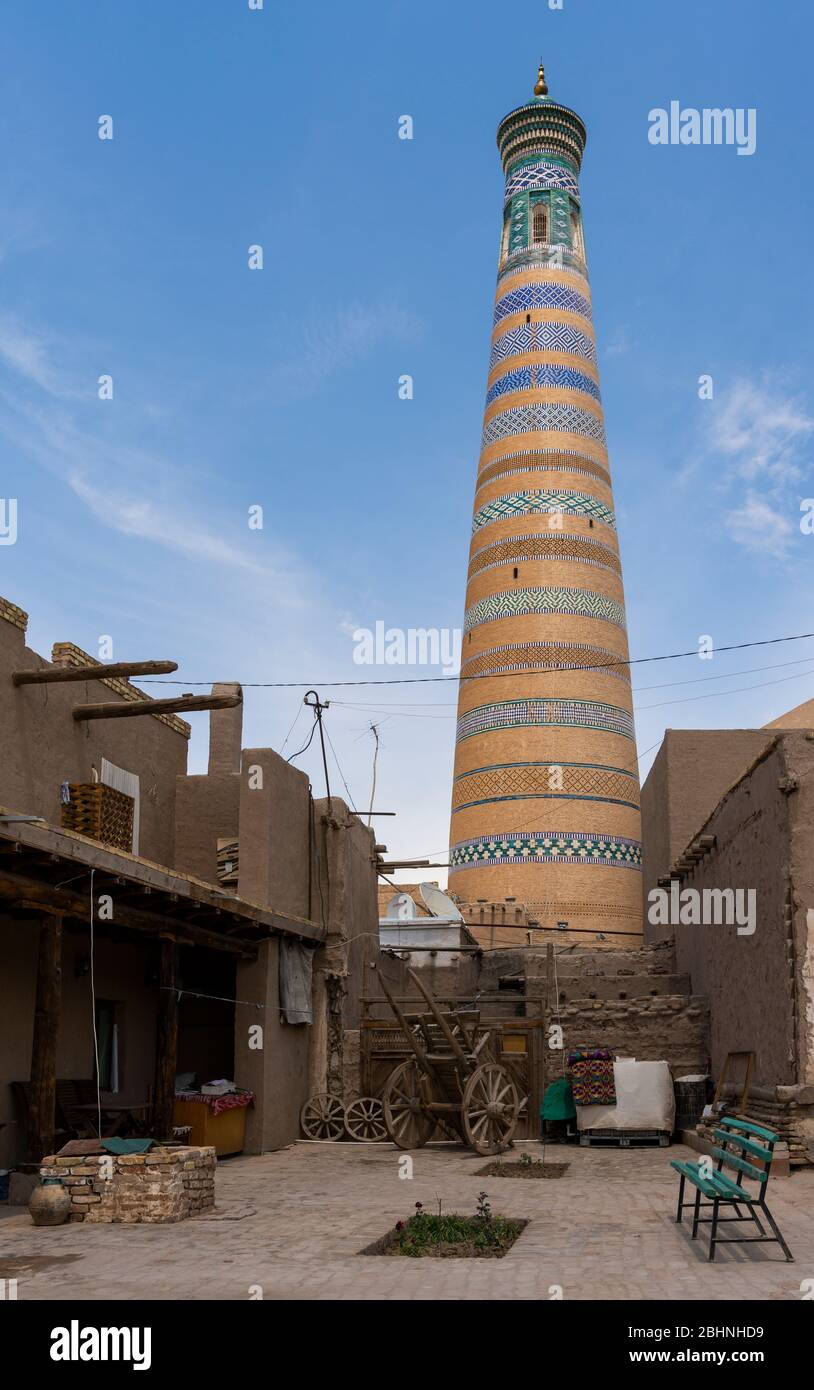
<box><xmin>709</xmin><ymin>377</ymin><xmax>813</xmax><ymax>486</ymax></box>
<box><xmin>726</xmin><ymin>491</ymin><xmax>795</xmax><ymax>560</ymax></box>
<box><xmin>267</xmin><ymin>297</ymin><xmax>423</xmax><ymax>403</ymax></box>
<box><xmin>0</xmin><ymin>327</ymin><xmax>303</xmax><ymax>588</ymax></box>
<box><xmin>67</xmin><ymin>470</ymin><xmax>294</xmax><ymax>582</ymax></box>
<box><xmin>0</xmin><ymin>312</ymin><xmax>81</xmax><ymax>398</ymax></box>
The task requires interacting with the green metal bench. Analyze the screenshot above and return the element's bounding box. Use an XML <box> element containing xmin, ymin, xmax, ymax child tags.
<box><xmin>671</xmin><ymin>1115</ymin><xmax>793</xmax><ymax>1263</ymax></box>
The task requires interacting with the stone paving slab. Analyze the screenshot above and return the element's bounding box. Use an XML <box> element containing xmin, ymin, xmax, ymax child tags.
<box><xmin>1</xmin><ymin>1141</ymin><xmax>812</xmax><ymax>1301</ymax></box>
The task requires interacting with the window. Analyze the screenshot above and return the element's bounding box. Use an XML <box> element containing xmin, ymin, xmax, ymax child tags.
<box><xmin>532</xmin><ymin>203</ymin><xmax>548</xmax><ymax>244</ymax></box>
<box><xmin>571</xmin><ymin>209</ymin><xmax>585</xmax><ymax>260</ymax></box>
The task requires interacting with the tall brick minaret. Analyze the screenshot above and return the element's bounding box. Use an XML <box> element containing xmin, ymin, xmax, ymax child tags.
<box><xmin>448</xmin><ymin>64</ymin><xmax>642</xmax><ymax>945</ymax></box>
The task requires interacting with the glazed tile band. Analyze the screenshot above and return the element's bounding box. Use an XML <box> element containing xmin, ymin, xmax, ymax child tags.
<box><xmin>468</xmin><ymin>530</ymin><xmax>621</xmax><ymax>577</ymax></box>
<box><xmin>472</xmin><ymin>490</ymin><xmax>616</xmax><ymax>533</ymax></box>
<box><xmin>451</xmin><ymin>761</ymin><xmax>641</xmax><ymax>812</ymax></box>
<box><xmin>455</xmin><ymin>697</ymin><xmax>636</xmax><ymax>743</ymax></box>
<box><xmin>459</xmin><ymin>639</ymin><xmax>632</xmax><ymax>684</ymax></box>
<box><xmin>504</xmin><ymin>160</ymin><xmax>581</xmax><ymax>201</ymax></box>
<box><xmin>493</xmin><ymin>282</ymin><xmax>592</xmax><ymax>328</ymax></box>
<box><xmin>485</xmin><ymin>364</ymin><xmax>601</xmax><ymax>406</ymax></box>
<box><xmin>449</xmin><ymin>831</ymin><xmax>643</xmax><ymax>870</ymax></box>
<box><xmin>463</xmin><ymin>586</ymin><xmax>627</xmax><ymax>635</ymax></box>
<box><xmin>489</xmin><ymin>321</ymin><xmax>597</xmax><ymax>370</ymax></box>
<box><xmin>482</xmin><ymin>401</ymin><xmax>606</xmax><ymax>448</ymax></box>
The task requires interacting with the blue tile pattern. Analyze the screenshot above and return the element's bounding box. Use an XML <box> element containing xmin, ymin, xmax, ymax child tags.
<box><xmin>472</xmin><ymin>490</ymin><xmax>616</xmax><ymax>532</ymax></box>
<box><xmin>485</xmin><ymin>365</ymin><xmax>600</xmax><ymax>406</ymax></box>
<box><xmin>449</xmin><ymin>831</ymin><xmax>642</xmax><ymax>871</ymax></box>
<box><xmin>494</xmin><ymin>283</ymin><xmax>592</xmax><ymax>328</ymax></box>
<box><xmin>456</xmin><ymin>697</ymin><xmax>636</xmax><ymax>743</ymax></box>
<box><xmin>490</xmin><ymin>322</ymin><xmax>596</xmax><ymax>370</ymax></box>
<box><xmin>505</xmin><ymin>161</ymin><xmax>581</xmax><ymax>200</ymax></box>
<box><xmin>482</xmin><ymin>402</ymin><xmax>606</xmax><ymax>447</ymax></box>
<box><xmin>463</xmin><ymin>587</ymin><xmax>627</xmax><ymax>634</ymax></box>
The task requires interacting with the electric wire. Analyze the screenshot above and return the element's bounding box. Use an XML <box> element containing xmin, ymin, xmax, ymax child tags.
<box><xmin>134</xmin><ymin>629</ymin><xmax>814</xmax><ymax>688</ymax></box>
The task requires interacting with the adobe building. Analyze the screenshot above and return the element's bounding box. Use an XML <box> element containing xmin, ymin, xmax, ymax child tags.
<box><xmin>448</xmin><ymin>65</ymin><xmax>641</xmax><ymax>945</ymax></box>
<box><xmin>641</xmin><ymin>717</ymin><xmax>814</xmax><ymax>1165</ymax></box>
<box><xmin>0</xmin><ymin>593</ymin><xmax>378</xmax><ymax>1174</ymax></box>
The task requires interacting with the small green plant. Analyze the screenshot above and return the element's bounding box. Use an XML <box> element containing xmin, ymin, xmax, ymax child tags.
<box><xmin>519</xmin><ymin>1151</ymin><xmax>533</xmax><ymax>1166</ymax></box>
<box><xmin>475</xmin><ymin>1190</ymin><xmax>492</xmax><ymax>1221</ymax></box>
<box><xmin>387</xmin><ymin>1190</ymin><xmax>523</xmax><ymax>1258</ymax></box>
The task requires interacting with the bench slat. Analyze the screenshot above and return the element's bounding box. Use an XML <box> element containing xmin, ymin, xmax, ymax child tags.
<box><xmin>719</xmin><ymin>1115</ymin><xmax>779</xmax><ymax>1143</ymax></box>
<box><xmin>670</xmin><ymin>1159</ymin><xmax>758</xmax><ymax>1202</ymax></box>
<box><xmin>710</xmin><ymin>1144</ymin><xmax>767</xmax><ymax>1184</ymax></box>
<box><xmin>712</xmin><ymin>1128</ymin><xmax>771</xmax><ymax>1164</ymax></box>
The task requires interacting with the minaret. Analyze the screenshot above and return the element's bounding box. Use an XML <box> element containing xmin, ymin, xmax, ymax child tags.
<box><xmin>448</xmin><ymin>64</ymin><xmax>642</xmax><ymax>945</ymax></box>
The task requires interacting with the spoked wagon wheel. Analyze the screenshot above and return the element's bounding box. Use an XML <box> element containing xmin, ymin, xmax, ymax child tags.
<box><xmin>382</xmin><ymin>1060</ymin><xmax>434</xmax><ymax>1150</ymax></box>
<box><xmin>300</xmin><ymin>1093</ymin><xmax>345</xmax><ymax>1141</ymax></box>
<box><xmin>462</xmin><ymin>1063</ymin><xmax>520</xmax><ymax>1155</ymax></box>
<box><xmin>344</xmin><ymin>1096</ymin><xmax>386</xmax><ymax>1143</ymax></box>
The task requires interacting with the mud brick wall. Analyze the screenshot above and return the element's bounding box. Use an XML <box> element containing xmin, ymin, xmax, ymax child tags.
<box><xmin>39</xmin><ymin>1146</ymin><xmax>216</xmax><ymax>1223</ymax></box>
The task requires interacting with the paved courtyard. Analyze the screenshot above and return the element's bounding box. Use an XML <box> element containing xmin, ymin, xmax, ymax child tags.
<box><xmin>2</xmin><ymin>1140</ymin><xmax>813</xmax><ymax>1300</ymax></box>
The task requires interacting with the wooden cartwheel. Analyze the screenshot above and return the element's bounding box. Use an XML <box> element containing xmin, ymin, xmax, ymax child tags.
<box><xmin>379</xmin><ymin>968</ymin><xmax>520</xmax><ymax>1156</ymax></box>
<box><xmin>300</xmin><ymin>1093</ymin><xmax>345</xmax><ymax>1141</ymax></box>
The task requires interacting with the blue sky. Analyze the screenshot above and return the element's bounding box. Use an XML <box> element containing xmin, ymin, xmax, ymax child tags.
<box><xmin>2</xmin><ymin>0</ymin><xmax>813</xmax><ymax>880</ymax></box>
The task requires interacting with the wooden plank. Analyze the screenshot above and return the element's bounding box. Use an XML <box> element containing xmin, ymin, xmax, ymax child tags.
<box><xmin>26</xmin><ymin>914</ymin><xmax>63</xmax><ymax>1162</ymax></box>
<box><xmin>13</xmin><ymin>660</ymin><xmax>178</xmax><ymax>687</ymax></box>
<box><xmin>73</xmin><ymin>692</ymin><xmax>241</xmax><ymax>722</ymax></box>
<box><xmin>377</xmin><ymin>971</ymin><xmax>431</xmax><ymax>1071</ymax></box>
<box><xmin>0</xmin><ymin>816</ymin><xmax>323</xmax><ymax>943</ymax></box>
<box><xmin>152</xmin><ymin>940</ymin><xmax>178</xmax><ymax>1140</ymax></box>
<box><xmin>406</xmin><ymin>969</ymin><xmax>470</xmax><ymax>1065</ymax></box>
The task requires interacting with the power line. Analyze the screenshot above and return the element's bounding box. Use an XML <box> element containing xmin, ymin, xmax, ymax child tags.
<box><xmin>327</xmin><ymin>661</ymin><xmax>814</xmax><ymax>722</ymax></box>
<box><xmin>328</xmin><ymin>652</ymin><xmax>814</xmax><ymax>707</ymax></box>
<box><xmin>134</xmin><ymin>629</ymin><xmax>814</xmax><ymax>689</ymax></box>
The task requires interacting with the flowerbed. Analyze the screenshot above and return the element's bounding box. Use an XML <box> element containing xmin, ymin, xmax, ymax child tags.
<box><xmin>361</xmin><ymin>1194</ymin><xmax>527</xmax><ymax>1259</ymax></box>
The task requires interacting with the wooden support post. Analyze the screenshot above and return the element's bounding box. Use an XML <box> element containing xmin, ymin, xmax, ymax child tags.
<box><xmin>152</xmin><ymin>940</ymin><xmax>178</xmax><ymax>1140</ymax></box>
<box><xmin>27</xmin><ymin>913</ymin><xmax>63</xmax><ymax>1163</ymax></box>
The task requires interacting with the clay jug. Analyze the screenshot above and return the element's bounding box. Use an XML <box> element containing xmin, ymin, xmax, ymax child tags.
<box><xmin>29</xmin><ymin>1177</ymin><xmax>71</xmax><ymax>1226</ymax></box>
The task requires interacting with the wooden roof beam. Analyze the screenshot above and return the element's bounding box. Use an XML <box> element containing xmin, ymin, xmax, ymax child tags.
<box><xmin>0</xmin><ymin>871</ymin><xmax>257</xmax><ymax>957</ymax></box>
<box><xmin>72</xmin><ymin>692</ymin><xmax>241</xmax><ymax>722</ymax></box>
<box><xmin>13</xmin><ymin>660</ymin><xmax>178</xmax><ymax>687</ymax></box>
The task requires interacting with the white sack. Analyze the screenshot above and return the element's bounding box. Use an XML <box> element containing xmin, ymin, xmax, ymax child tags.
<box><xmin>576</xmin><ymin>1059</ymin><xmax>675</xmax><ymax>1132</ymax></box>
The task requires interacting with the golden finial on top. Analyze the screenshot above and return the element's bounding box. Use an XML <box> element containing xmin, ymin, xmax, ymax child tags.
<box><xmin>534</xmin><ymin>61</ymin><xmax>548</xmax><ymax>97</ymax></box>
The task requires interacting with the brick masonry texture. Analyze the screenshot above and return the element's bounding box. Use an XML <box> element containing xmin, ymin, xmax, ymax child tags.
<box><xmin>448</xmin><ymin>78</ymin><xmax>642</xmax><ymax>938</ymax></box>
<box><xmin>39</xmin><ymin>1146</ymin><xmax>216</xmax><ymax>1223</ymax></box>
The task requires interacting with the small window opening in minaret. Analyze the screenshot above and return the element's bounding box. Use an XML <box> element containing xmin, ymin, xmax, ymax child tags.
<box><xmin>571</xmin><ymin>209</ymin><xmax>585</xmax><ymax>260</ymax></box>
<box><xmin>532</xmin><ymin>203</ymin><xmax>548</xmax><ymax>245</ymax></box>
<box><xmin>513</xmin><ymin>567</ymin><xmax>519</xmax><ymax>579</ymax></box>
<box><xmin>526</xmin><ymin>313</ymin><xmax>531</xmax><ymax>324</ymax></box>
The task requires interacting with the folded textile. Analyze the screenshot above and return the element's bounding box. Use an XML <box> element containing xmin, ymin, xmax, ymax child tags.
<box><xmin>569</xmin><ymin>1057</ymin><xmax>617</xmax><ymax>1106</ymax></box>
<box><xmin>567</xmin><ymin>1047</ymin><xmax>613</xmax><ymax>1064</ymax></box>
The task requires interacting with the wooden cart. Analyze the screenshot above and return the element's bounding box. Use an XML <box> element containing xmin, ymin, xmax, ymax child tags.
<box><xmin>379</xmin><ymin>968</ymin><xmax>521</xmax><ymax>1156</ymax></box>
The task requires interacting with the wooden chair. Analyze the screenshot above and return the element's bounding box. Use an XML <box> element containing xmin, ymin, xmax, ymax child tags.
<box><xmin>671</xmin><ymin>1115</ymin><xmax>793</xmax><ymax>1262</ymax></box>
